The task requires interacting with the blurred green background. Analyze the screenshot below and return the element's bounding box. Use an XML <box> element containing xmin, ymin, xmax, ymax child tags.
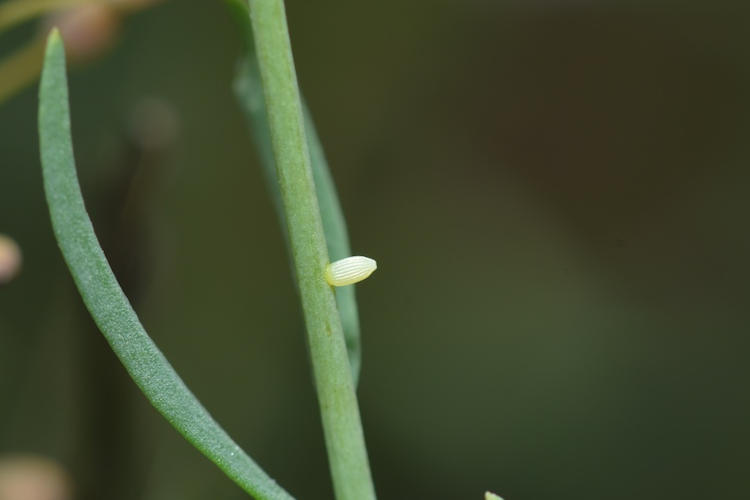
<box><xmin>2</xmin><ymin>1</ymin><xmax>750</xmax><ymax>499</ymax></box>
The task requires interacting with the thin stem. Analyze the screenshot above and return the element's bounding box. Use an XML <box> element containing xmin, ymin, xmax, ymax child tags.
<box><xmin>246</xmin><ymin>1</ymin><xmax>376</xmax><ymax>499</ymax></box>
<box><xmin>227</xmin><ymin>0</ymin><xmax>362</xmax><ymax>385</ymax></box>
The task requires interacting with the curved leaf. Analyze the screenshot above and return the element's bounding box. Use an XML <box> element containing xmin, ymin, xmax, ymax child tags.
<box><xmin>38</xmin><ymin>28</ymin><xmax>293</xmax><ymax>500</ymax></box>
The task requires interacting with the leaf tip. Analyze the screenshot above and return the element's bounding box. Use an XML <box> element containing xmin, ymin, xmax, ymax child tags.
<box><xmin>43</xmin><ymin>27</ymin><xmax>66</xmax><ymax>63</ymax></box>
<box><xmin>47</xmin><ymin>27</ymin><xmax>62</xmax><ymax>46</ymax></box>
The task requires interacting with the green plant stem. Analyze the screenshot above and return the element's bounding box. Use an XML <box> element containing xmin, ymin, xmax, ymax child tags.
<box><xmin>246</xmin><ymin>1</ymin><xmax>376</xmax><ymax>499</ymax></box>
<box><xmin>38</xmin><ymin>29</ymin><xmax>293</xmax><ymax>500</ymax></box>
<box><xmin>228</xmin><ymin>0</ymin><xmax>361</xmax><ymax>385</ymax></box>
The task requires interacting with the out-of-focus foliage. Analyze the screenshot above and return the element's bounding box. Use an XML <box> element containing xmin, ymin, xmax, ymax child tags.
<box><xmin>1</xmin><ymin>1</ymin><xmax>749</xmax><ymax>500</ymax></box>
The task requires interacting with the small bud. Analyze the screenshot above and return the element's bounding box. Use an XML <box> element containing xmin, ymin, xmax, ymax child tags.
<box><xmin>325</xmin><ymin>256</ymin><xmax>377</xmax><ymax>286</ymax></box>
<box><xmin>485</xmin><ymin>492</ymin><xmax>504</xmax><ymax>500</ymax></box>
<box><xmin>0</xmin><ymin>234</ymin><xmax>22</xmax><ymax>284</ymax></box>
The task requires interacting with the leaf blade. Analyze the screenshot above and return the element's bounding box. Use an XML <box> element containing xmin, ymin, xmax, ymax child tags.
<box><xmin>38</xmin><ymin>28</ymin><xmax>293</xmax><ymax>500</ymax></box>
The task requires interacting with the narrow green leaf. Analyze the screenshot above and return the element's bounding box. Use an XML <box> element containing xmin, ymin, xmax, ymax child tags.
<box><xmin>228</xmin><ymin>0</ymin><xmax>361</xmax><ymax>384</ymax></box>
<box><xmin>38</xmin><ymin>29</ymin><xmax>293</xmax><ymax>500</ymax></box>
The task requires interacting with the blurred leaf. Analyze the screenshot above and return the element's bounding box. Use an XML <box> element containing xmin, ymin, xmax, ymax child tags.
<box><xmin>0</xmin><ymin>37</ymin><xmax>46</xmax><ymax>106</ymax></box>
<box><xmin>38</xmin><ymin>28</ymin><xmax>293</xmax><ymax>500</ymax></box>
<box><xmin>0</xmin><ymin>0</ymin><xmax>89</xmax><ymax>34</ymax></box>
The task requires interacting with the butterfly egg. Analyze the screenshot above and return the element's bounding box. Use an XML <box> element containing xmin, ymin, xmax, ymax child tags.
<box><xmin>325</xmin><ymin>256</ymin><xmax>377</xmax><ymax>286</ymax></box>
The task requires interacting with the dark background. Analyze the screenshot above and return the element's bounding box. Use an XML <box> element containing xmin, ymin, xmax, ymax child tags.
<box><xmin>1</xmin><ymin>1</ymin><xmax>749</xmax><ymax>499</ymax></box>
